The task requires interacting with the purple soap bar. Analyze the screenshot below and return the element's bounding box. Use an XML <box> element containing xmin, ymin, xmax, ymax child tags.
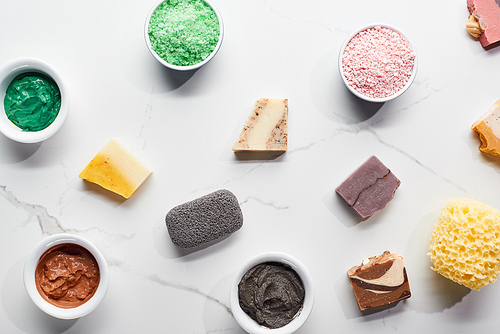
<box><xmin>336</xmin><ymin>156</ymin><xmax>400</xmax><ymax>218</ymax></box>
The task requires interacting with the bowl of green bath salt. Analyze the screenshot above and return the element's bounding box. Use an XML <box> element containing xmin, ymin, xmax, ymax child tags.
<box><xmin>0</xmin><ymin>58</ymin><xmax>69</xmax><ymax>143</ymax></box>
<box><xmin>145</xmin><ymin>0</ymin><xmax>224</xmax><ymax>71</ymax></box>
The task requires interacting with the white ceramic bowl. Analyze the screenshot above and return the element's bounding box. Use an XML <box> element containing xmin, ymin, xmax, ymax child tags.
<box><xmin>230</xmin><ymin>252</ymin><xmax>314</xmax><ymax>334</ymax></box>
<box><xmin>145</xmin><ymin>0</ymin><xmax>224</xmax><ymax>71</ymax></box>
<box><xmin>0</xmin><ymin>57</ymin><xmax>69</xmax><ymax>143</ymax></box>
<box><xmin>338</xmin><ymin>23</ymin><xmax>417</xmax><ymax>103</ymax></box>
<box><xmin>24</xmin><ymin>234</ymin><xmax>108</xmax><ymax>319</ymax></box>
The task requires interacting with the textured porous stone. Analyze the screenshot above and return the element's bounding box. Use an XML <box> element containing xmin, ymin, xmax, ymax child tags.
<box><xmin>165</xmin><ymin>189</ymin><xmax>243</xmax><ymax>249</ymax></box>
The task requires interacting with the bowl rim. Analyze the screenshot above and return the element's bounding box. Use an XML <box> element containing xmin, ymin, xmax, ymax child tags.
<box><xmin>144</xmin><ymin>0</ymin><xmax>224</xmax><ymax>71</ymax></box>
<box><xmin>338</xmin><ymin>23</ymin><xmax>418</xmax><ymax>103</ymax></box>
<box><xmin>229</xmin><ymin>252</ymin><xmax>315</xmax><ymax>334</ymax></box>
<box><xmin>23</xmin><ymin>233</ymin><xmax>108</xmax><ymax>319</ymax></box>
<box><xmin>0</xmin><ymin>57</ymin><xmax>69</xmax><ymax>143</ymax></box>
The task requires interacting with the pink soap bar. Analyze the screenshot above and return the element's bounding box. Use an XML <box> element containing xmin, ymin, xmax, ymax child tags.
<box><xmin>468</xmin><ymin>0</ymin><xmax>500</xmax><ymax>47</ymax></box>
<box><xmin>336</xmin><ymin>156</ymin><xmax>400</xmax><ymax>218</ymax></box>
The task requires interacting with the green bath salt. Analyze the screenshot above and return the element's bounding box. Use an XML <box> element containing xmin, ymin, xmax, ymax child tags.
<box><xmin>148</xmin><ymin>0</ymin><xmax>220</xmax><ymax>66</ymax></box>
<box><xmin>4</xmin><ymin>73</ymin><xmax>61</xmax><ymax>131</ymax></box>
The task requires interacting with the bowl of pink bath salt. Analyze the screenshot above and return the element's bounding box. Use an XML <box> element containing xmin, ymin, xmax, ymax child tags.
<box><xmin>339</xmin><ymin>24</ymin><xmax>417</xmax><ymax>103</ymax></box>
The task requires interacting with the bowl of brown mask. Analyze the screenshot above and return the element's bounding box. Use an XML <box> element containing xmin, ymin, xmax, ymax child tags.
<box><xmin>24</xmin><ymin>233</ymin><xmax>108</xmax><ymax>319</ymax></box>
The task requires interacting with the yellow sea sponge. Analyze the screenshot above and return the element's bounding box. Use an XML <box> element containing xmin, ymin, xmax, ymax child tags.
<box><xmin>428</xmin><ymin>198</ymin><xmax>500</xmax><ymax>290</ymax></box>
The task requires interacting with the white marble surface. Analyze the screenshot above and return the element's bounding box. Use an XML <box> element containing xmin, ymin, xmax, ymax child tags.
<box><xmin>1</xmin><ymin>0</ymin><xmax>500</xmax><ymax>332</ymax></box>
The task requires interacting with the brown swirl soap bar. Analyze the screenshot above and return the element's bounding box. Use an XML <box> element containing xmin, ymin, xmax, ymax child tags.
<box><xmin>347</xmin><ymin>251</ymin><xmax>411</xmax><ymax>311</ymax></box>
<box><xmin>336</xmin><ymin>156</ymin><xmax>400</xmax><ymax>218</ymax></box>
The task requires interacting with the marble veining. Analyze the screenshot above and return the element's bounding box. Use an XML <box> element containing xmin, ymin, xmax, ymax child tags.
<box><xmin>147</xmin><ymin>273</ymin><xmax>232</xmax><ymax>315</ymax></box>
<box><xmin>1</xmin><ymin>0</ymin><xmax>499</xmax><ymax>333</ymax></box>
<box><xmin>240</xmin><ymin>196</ymin><xmax>291</xmax><ymax>210</ymax></box>
<box><xmin>0</xmin><ymin>185</ymin><xmax>64</xmax><ymax>235</ymax></box>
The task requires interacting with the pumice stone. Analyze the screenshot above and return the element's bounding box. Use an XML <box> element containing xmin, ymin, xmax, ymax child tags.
<box><xmin>165</xmin><ymin>189</ymin><xmax>243</xmax><ymax>249</ymax></box>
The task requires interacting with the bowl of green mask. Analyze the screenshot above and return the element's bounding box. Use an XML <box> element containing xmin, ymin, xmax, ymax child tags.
<box><xmin>0</xmin><ymin>57</ymin><xmax>69</xmax><ymax>143</ymax></box>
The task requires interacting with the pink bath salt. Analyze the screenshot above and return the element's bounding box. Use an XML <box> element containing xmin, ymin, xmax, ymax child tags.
<box><xmin>342</xmin><ymin>26</ymin><xmax>415</xmax><ymax>99</ymax></box>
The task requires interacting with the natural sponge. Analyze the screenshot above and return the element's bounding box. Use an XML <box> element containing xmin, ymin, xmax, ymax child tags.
<box><xmin>428</xmin><ymin>198</ymin><xmax>500</xmax><ymax>290</ymax></box>
<box><xmin>165</xmin><ymin>189</ymin><xmax>243</xmax><ymax>249</ymax></box>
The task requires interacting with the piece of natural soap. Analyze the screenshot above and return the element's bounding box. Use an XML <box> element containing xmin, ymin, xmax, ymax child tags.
<box><xmin>467</xmin><ymin>0</ymin><xmax>500</xmax><ymax>48</ymax></box>
<box><xmin>336</xmin><ymin>156</ymin><xmax>400</xmax><ymax>218</ymax></box>
<box><xmin>472</xmin><ymin>99</ymin><xmax>500</xmax><ymax>157</ymax></box>
<box><xmin>232</xmin><ymin>98</ymin><xmax>288</xmax><ymax>152</ymax></box>
<box><xmin>347</xmin><ymin>251</ymin><xmax>411</xmax><ymax>311</ymax></box>
<box><xmin>79</xmin><ymin>139</ymin><xmax>152</xmax><ymax>199</ymax></box>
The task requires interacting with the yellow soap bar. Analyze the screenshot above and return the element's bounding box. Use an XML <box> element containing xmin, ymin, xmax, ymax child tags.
<box><xmin>79</xmin><ymin>139</ymin><xmax>152</xmax><ymax>199</ymax></box>
<box><xmin>232</xmin><ymin>98</ymin><xmax>288</xmax><ymax>152</ymax></box>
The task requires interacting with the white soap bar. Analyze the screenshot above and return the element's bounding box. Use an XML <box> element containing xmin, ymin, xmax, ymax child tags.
<box><xmin>232</xmin><ymin>98</ymin><xmax>288</xmax><ymax>152</ymax></box>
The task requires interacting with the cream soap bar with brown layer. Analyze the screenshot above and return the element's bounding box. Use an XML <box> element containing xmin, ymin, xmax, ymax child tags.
<box><xmin>79</xmin><ymin>139</ymin><xmax>152</xmax><ymax>199</ymax></box>
<box><xmin>347</xmin><ymin>251</ymin><xmax>411</xmax><ymax>311</ymax></box>
<box><xmin>232</xmin><ymin>98</ymin><xmax>288</xmax><ymax>152</ymax></box>
<box><xmin>472</xmin><ymin>99</ymin><xmax>500</xmax><ymax>157</ymax></box>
